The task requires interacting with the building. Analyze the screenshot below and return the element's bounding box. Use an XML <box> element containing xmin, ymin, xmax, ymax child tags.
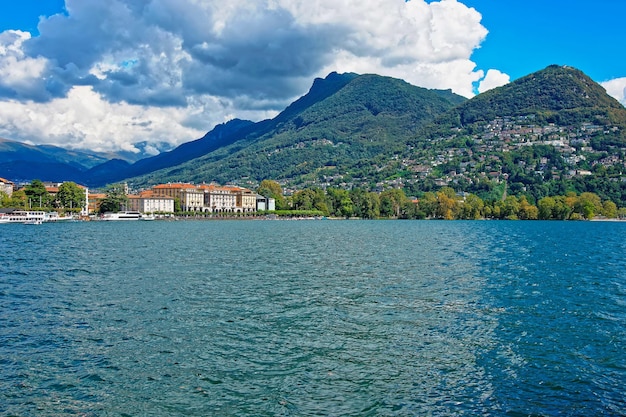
<box><xmin>231</xmin><ymin>186</ymin><xmax>257</xmax><ymax>213</ymax></box>
<box><xmin>152</xmin><ymin>183</ymin><xmax>257</xmax><ymax>213</ymax></box>
<box><xmin>152</xmin><ymin>183</ymin><xmax>204</xmax><ymax>211</ymax></box>
<box><xmin>43</xmin><ymin>182</ymin><xmax>90</xmax><ymax>215</ymax></box>
<box><xmin>0</xmin><ymin>178</ymin><xmax>14</xmax><ymax>197</ymax></box>
<box><xmin>199</xmin><ymin>184</ymin><xmax>237</xmax><ymax>213</ymax></box>
<box><xmin>88</xmin><ymin>193</ymin><xmax>107</xmax><ymax>214</ymax></box>
<box><xmin>127</xmin><ymin>190</ymin><xmax>175</xmax><ymax>213</ymax></box>
<box><xmin>256</xmin><ymin>195</ymin><xmax>276</xmax><ymax>211</ymax></box>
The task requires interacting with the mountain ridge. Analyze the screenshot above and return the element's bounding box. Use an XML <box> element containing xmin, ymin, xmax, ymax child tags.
<box><xmin>1</xmin><ymin>65</ymin><xmax>625</xmax><ymax>207</ymax></box>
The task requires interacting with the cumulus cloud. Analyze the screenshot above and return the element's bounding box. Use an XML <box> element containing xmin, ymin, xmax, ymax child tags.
<box><xmin>0</xmin><ymin>86</ymin><xmax>204</xmax><ymax>153</ymax></box>
<box><xmin>601</xmin><ymin>78</ymin><xmax>626</xmax><ymax>107</ymax></box>
<box><xmin>477</xmin><ymin>69</ymin><xmax>510</xmax><ymax>94</ymax></box>
<box><xmin>0</xmin><ymin>0</ymin><xmax>508</xmax><ymax>152</ymax></box>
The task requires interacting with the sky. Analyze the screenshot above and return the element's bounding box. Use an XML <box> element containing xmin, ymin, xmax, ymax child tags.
<box><xmin>0</xmin><ymin>0</ymin><xmax>625</xmax><ymax>156</ymax></box>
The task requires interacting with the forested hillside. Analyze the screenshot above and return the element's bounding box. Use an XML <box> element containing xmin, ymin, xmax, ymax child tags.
<box><xmin>128</xmin><ymin>73</ymin><xmax>466</xmax><ymax>187</ymax></box>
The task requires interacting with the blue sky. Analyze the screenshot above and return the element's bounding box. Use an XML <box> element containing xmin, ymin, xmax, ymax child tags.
<box><xmin>461</xmin><ymin>0</ymin><xmax>626</xmax><ymax>82</ymax></box>
<box><xmin>0</xmin><ymin>0</ymin><xmax>625</xmax><ymax>153</ymax></box>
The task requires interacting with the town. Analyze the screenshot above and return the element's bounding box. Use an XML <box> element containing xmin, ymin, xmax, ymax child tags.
<box><xmin>0</xmin><ymin>179</ymin><xmax>275</xmax><ymax>217</ymax></box>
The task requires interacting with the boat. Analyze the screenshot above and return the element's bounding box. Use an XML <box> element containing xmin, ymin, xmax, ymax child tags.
<box><xmin>101</xmin><ymin>211</ymin><xmax>142</xmax><ymax>221</ymax></box>
<box><xmin>0</xmin><ymin>211</ymin><xmax>47</xmax><ymax>224</ymax></box>
<box><xmin>140</xmin><ymin>214</ymin><xmax>156</xmax><ymax>221</ymax></box>
<box><xmin>24</xmin><ymin>219</ymin><xmax>43</xmax><ymax>225</ymax></box>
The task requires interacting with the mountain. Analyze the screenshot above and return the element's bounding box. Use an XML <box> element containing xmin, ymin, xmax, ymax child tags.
<box><xmin>127</xmin><ymin>73</ymin><xmax>466</xmax><ymax>187</ymax></box>
<box><xmin>0</xmin><ymin>138</ymin><xmax>113</xmax><ymax>182</ymax></box>
<box><xmin>437</xmin><ymin>65</ymin><xmax>626</xmax><ymax>146</ymax></box>
<box><xmin>402</xmin><ymin>65</ymin><xmax>626</xmax><ymax>204</ymax></box>
<box><xmin>85</xmin><ymin>118</ymin><xmax>256</xmax><ymax>185</ymax></box>
<box><xmin>2</xmin><ymin>65</ymin><xmax>625</xmax><ymax>207</ymax></box>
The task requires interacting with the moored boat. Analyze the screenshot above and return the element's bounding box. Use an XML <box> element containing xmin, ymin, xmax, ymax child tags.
<box><xmin>101</xmin><ymin>211</ymin><xmax>142</xmax><ymax>221</ymax></box>
<box><xmin>0</xmin><ymin>211</ymin><xmax>47</xmax><ymax>224</ymax></box>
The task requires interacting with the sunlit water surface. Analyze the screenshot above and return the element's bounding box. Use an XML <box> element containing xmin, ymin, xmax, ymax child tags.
<box><xmin>1</xmin><ymin>220</ymin><xmax>625</xmax><ymax>416</ymax></box>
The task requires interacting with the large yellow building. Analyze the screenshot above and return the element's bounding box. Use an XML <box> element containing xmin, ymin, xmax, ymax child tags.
<box><xmin>151</xmin><ymin>183</ymin><xmax>259</xmax><ymax>213</ymax></box>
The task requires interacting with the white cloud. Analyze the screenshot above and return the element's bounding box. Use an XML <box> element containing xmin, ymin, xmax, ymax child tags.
<box><xmin>0</xmin><ymin>0</ymin><xmax>507</xmax><ymax>153</ymax></box>
<box><xmin>601</xmin><ymin>78</ymin><xmax>626</xmax><ymax>106</ymax></box>
<box><xmin>0</xmin><ymin>31</ymin><xmax>50</xmax><ymax>100</ymax></box>
<box><xmin>477</xmin><ymin>69</ymin><xmax>510</xmax><ymax>94</ymax></box>
<box><xmin>0</xmin><ymin>86</ymin><xmax>204</xmax><ymax>153</ymax></box>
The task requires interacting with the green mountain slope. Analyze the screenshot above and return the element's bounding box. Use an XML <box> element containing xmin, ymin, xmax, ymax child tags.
<box><xmin>401</xmin><ymin>65</ymin><xmax>626</xmax><ymax>204</ymax></box>
<box><xmin>449</xmin><ymin>65</ymin><xmax>626</xmax><ymax>145</ymax></box>
<box><xmin>126</xmin><ymin>65</ymin><xmax>626</xmax><ymax>206</ymax></box>
<box><xmin>129</xmin><ymin>73</ymin><xmax>466</xmax><ymax>187</ymax></box>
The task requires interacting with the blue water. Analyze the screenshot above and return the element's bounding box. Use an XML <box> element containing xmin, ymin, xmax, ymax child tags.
<box><xmin>1</xmin><ymin>220</ymin><xmax>625</xmax><ymax>416</ymax></box>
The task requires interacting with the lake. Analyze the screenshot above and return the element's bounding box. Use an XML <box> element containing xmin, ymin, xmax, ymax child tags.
<box><xmin>1</xmin><ymin>220</ymin><xmax>625</xmax><ymax>416</ymax></box>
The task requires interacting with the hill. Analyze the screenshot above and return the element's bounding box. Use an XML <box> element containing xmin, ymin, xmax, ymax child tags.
<box><xmin>402</xmin><ymin>65</ymin><xmax>626</xmax><ymax>204</ymax></box>
<box><xmin>439</xmin><ymin>65</ymin><xmax>626</xmax><ymax>146</ymax></box>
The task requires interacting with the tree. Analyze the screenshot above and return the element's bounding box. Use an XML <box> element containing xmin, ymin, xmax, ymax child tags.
<box><xmin>5</xmin><ymin>190</ymin><xmax>27</xmax><ymax>209</ymax></box>
<box><xmin>502</xmin><ymin>195</ymin><xmax>520</xmax><ymax>220</ymax></box>
<box><xmin>326</xmin><ymin>188</ymin><xmax>354</xmax><ymax>218</ymax></box>
<box><xmin>57</xmin><ymin>182</ymin><xmax>85</xmax><ymax>213</ymax></box>
<box><xmin>380</xmin><ymin>189</ymin><xmax>408</xmax><ymax>217</ymax></box>
<box><xmin>257</xmin><ymin>179</ymin><xmax>286</xmax><ymax>210</ymax></box>
<box><xmin>350</xmin><ymin>189</ymin><xmax>380</xmax><ymax>219</ymax></box>
<box><xmin>417</xmin><ymin>192</ymin><xmax>438</xmax><ymax>218</ymax></box>
<box><xmin>538</xmin><ymin>196</ymin><xmax>556</xmax><ymax>220</ymax></box>
<box><xmin>436</xmin><ymin>187</ymin><xmax>459</xmax><ymax>220</ymax></box>
<box><xmin>518</xmin><ymin>196</ymin><xmax>539</xmax><ymax>220</ymax></box>
<box><xmin>459</xmin><ymin>194</ymin><xmax>484</xmax><ymax>219</ymax></box>
<box><xmin>24</xmin><ymin>179</ymin><xmax>51</xmax><ymax>209</ymax></box>
<box><xmin>575</xmin><ymin>192</ymin><xmax>602</xmax><ymax>219</ymax></box>
<box><xmin>602</xmin><ymin>200</ymin><xmax>618</xmax><ymax>218</ymax></box>
<box><xmin>99</xmin><ymin>183</ymin><xmax>128</xmax><ymax>213</ymax></box>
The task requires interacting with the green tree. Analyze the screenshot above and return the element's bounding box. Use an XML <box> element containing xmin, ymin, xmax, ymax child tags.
<box><xmin>575</xmin><ymin>192</ymin><xmax>602</xmax><ymax>219</ymax></box>
<box><xmin>292</xmin><ymin>188</ymin><xmax>329</xmax><ymax>215</ymax></box>
<box><xmin>57</xmin><ymin>182</ymin><xmax>85</xmax><ymax>213</ymax></box>
<box><xmin>5</xmin><ymin>190</ymin><xmax>27</xmax><ymax>209</ymax></box>
<box><xmin>537</xmin><ymin>196</ymin><xmax>556</xmax><ymax>219</ymax></box>
<box><xmin>99</xmin><ymin>183</ymin><xmax>128</xmax><ymax>213</ymax></box>
<box><xmin>417</xmin><ymin>192</ymin><xmax>438</xmax><ymax>218</ymax></box>
<box><xmin>459</xmin><ymin>194</ymin><xmax>484</xmax><ymax>219</ymax></box>
<box><xmin>502</xmin><ymin>195</ymin><xmax>520</xmax><ymax>220</ymax></box>
<box><xmin>24</xmin><ymin>179</ymin><xmax>51</xmax><ymax>209</ymax></box>
<box><xmin>327</xmin><ymin>188</ymin><xmax>354</xmax><ymax>218</ymax></box>
<box><xmin>350</xmin><ymin>189</ymin><xmax>380</xmax><ymax>219</ymax></box>
<box><xmin>436</xmin><ymin>187</ymin><xmax>459</xmax><ymax>220</ymax></box>
<box><xmin>380</xmin><ymin>189</ymin><xmax>408</xmax><ymax>217</ymax></box>
<box><xmin>602</xmin><ymin>200</ymin><xmax>618</xmax><ymax>218</ymax></box>
<box><xmin>257</xmin><ymin>179</ymin><xmax>287</xmax><ymax>210</ymax></box>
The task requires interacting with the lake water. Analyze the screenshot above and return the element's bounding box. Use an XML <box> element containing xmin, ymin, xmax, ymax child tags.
<box><xmin>1</xmin><ymin>220</ymin><xmax>625</xmax><ymax>416</ymax></box>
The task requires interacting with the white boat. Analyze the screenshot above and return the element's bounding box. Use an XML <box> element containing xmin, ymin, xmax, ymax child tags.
<box><xmin>140</xmin><ymin>214</ymin><xmax>156</xmax><ymax>221</ymax></box>
<box><xmin>101</xmin><ymin>211</ymin><xmax>141</xmax><ymax>221</ymax></box>
<box><xmin>0</xmin><ymin>211</ymin><xmax>47</xmax><ymax>224</ymax></box>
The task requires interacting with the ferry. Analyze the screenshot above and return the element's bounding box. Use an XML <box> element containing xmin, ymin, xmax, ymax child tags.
<box><xmin>0</xmin><ymin>211</ymin><xmax>75</xmax><ymax>224</ymax></box>
<box><xmin>0</xmin><ymin>211</ymin><xmax>47</xmax><ymax>224</ymax></box>
<box><xmin>101</xmin><ymin>211</ymin><xmax>142</xmax><ymax>221</ymax></box>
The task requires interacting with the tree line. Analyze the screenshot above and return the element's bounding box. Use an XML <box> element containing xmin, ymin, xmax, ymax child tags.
<box><xmin>0</xmin><ymin>180</ymin><xmax>85</xmax><ymax>213</ymax></box>
<box><xmin>259</xmin><ymin>180</ymin><xmax>626</xmax><ymax>220</ymax></box>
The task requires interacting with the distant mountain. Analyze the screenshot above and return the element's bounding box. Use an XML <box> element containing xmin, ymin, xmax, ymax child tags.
<box><xmin>127</xmin><ymin>72</ymin><xmax>466</xmax><ymax>187</ymax></box>
<box><xmin>0</xmin><ymin>138</ymin><xmax>112</xmax><ymax>182</ymax></box>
